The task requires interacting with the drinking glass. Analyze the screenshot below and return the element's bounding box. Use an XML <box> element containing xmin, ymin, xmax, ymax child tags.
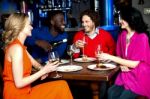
<box><xmin>95</xmin><ymin>45</ymin><xmax>111</xmax><ymax>63</ymax></box>
<box><xmin>95</xmin><ymin>44</ymin><xmax>102</xmax><ymax>63</ymax></box>
<box><xmin>48</xmin><ymin>51</ymin><xmax>62</xmax><ymax>78</ymax></box>
<box><xmin>82</xmin><ymin>36</ymin><xmax>87</xmax><ymax>57</ymax></box>
<box><xmin>67</xmin><ymin>45</ymin><xmax>74</xmax><ymax>65</ymax></box>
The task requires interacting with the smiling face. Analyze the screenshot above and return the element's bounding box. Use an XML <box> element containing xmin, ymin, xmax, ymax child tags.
<box><xmin>119</xmin><ymin>18</ymin><xmax>129</xmax><ymax>29</ymax></box>
<box><xmin>81</xmin><ymin>15</ymin><xmax>95</xmax><ymax>34</ymax></box>
<box><xmin>21</xmin><ymin>18</ymin><xmax>33</xmax><ymax>37</ymax></box>
<box><xmin>51</xmin><ymin>13</ymin><xmax>65</xmax><ymax>33</ymax></box>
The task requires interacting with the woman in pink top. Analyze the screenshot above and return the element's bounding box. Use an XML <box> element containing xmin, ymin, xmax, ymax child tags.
<box><xmin>99</xmin><ymin>7</ymin><xmax>150</xmax><ymax>99</ymax></box>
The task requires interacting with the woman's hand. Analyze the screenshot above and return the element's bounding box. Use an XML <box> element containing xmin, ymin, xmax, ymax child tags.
<box><xmin>120</xmin><ymin>65</ymin><xmax>131</xmax><ymax>72</ymax></box>
<box><xmin>41</xmin><ymin>73</ymin><xmax>49</xmax><ymax>80</ymax></box>
<box><xmin>38</xmin><ymin>66</ymin><xmax>49</xmax><ymax>80</ymax></box>
<box><xmin>41</xmin><ymin>61</ymin><xmax>59</xmax><ymax>75</ymax></box>
<box><xmin>99</xmin><ymin>53</ymin><xmax>112</xmax><ymax>61</ymax></box>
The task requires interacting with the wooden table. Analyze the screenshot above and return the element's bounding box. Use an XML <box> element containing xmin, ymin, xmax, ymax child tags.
<box><xmin>49</xmin><ymin>61</ymin><xmax>120</xmax><ymax>99</ymax></box>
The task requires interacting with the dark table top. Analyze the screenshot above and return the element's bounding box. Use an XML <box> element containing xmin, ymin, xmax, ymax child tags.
<box><xmin>51</xmin><ymin>60</ymin><xmax>120</xmax><ymax>82</ymax></box>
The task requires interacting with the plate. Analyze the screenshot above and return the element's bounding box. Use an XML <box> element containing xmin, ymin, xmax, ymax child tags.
<box><xmin>57</xmin><ymin>65</ymin><xmax>83</xmax><ymax>72</ymax></box>
<box><xmin>45</xmin><ymin>59</ymin><xmax>69</xmax><ymax>65</ymax></box>
<box><xmin>87</xmin><ymin>63</ymin><xmax>116</xmax><ymax>71</ymax></box>
<box><xmin>60</xmin><ymin>59</ymin><xmax>69</xmax><ymax>65</ymax></box>
<box><xmin>74</xmin><ymin>57</ymin><xmax>96</xmax><ymax>62</ymax></box>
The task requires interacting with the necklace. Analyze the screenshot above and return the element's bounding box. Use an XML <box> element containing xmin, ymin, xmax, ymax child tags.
<box><xmin>126</xmin><ymin>32</ymin><xmax>134</xmax><ymax>44</ymax></box>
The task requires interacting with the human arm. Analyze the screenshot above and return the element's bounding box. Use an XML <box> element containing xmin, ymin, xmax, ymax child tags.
<box><xmin>25</xmin><ymin>28</ymin><xmax>52</xmax><ymax>52</ymax></box>
<box><xmin>10</xmin><ymin>44</ymin><xmax>58</xmax><ymax>88</ymax></box>
<box><xmin>72</xmin><ymin>31</ymin><xmax>85</xmax><ymax>58</ymax></box>
<box><xmin>50</xmin><ymin>32</ymin><xmax>68</xmax><ymax>57</ymax></box>
<box><xmin>27</xmin><ymin>51</ymin><xmax>51</xmax><ymax>80</ymax></box>
<box><xmin>53</xmin><ymin>40</ymin><xmax>67</xmax><ymax>58</ymax></box>
<box><xmin>99</xmin><ymin>32</ymin><xmax>150</xmax><ymax>70</ymax></box>
<box><xmin>115</xmin><ymin>32</ymin><xmax>150</xmax><ymax>68</ymax></box>
<box><xmin>120</xmin><ymin>65</ymin><xmax>131</xmax><ymax>72</ymax></box>
<box><xmin>27</xmin><ymin>51</ymin><xmax>42</xmax><ymax>70</ymax></box>
<box><xmin>35</xmin><ymin>40</ymin><xmax>52</xmax><ymax>52</ymax></box>
<box><xmin>99</xmin><ymin>53</ymin><xmax>139</xmax><ymax>68</ymax></box>
<box><xmin>70</xmin><ymin>40</ymin><xmax>83</xmax><ymax>57</ymax></box>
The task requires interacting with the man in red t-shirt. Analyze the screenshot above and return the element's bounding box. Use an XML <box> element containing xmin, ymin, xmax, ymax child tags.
<box><xmin>72</xmin><ymin>9</ymin><xmax>116</xmax><ymax>58</ymax></box>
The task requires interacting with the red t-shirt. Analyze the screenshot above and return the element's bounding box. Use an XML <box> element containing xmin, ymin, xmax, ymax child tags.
<box><xmin>73</xmin><ymin>29</ymin><xmax>116</xmax><ymax>58</ymax></box>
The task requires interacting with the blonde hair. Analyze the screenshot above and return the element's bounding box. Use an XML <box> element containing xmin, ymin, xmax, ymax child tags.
<box><xmin>2</xmin><ymin>13</ymin><xmax>28</xmax><ymax>47</ymax></box>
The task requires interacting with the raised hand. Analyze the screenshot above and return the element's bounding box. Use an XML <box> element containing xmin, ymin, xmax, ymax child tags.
<box><xmin>75</xmin><ymin>40</ymin><xmax>86</xmax><ymax>48</ymax></box>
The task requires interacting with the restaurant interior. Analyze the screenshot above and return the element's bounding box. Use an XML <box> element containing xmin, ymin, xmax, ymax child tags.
<box><xmin>0</xmin><ymin>0</ymin><xmax>150</xmax><ymax>99</ymax></box>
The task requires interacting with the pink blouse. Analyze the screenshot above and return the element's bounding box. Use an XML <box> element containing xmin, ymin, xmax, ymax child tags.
<box><xmin>115</xmin><ymin>30</ymin><xmax>150</xmax><ymax>98</ymax></box>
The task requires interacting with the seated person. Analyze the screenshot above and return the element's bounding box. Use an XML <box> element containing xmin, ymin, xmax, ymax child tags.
<box><xmin>99</xmin><ymin>7</ymin><xmax>150</xmax><ymax>99</ymax></box>
<box><xmin>2</xmin><ymin>13</ymin><xmax>73</xmax><ymax>99</ymax></box>
<box><xmin>71</xmin><ymin>9</ymin><xmax>116</xmax><ymax>99</ymax></box>
<box><xmin>72</xmin><ymin>9</ymin><xmax>116</xmax><ymax>58</ymax></box>
<box><xmin>25</xmin><ymin>10</ymin><xmax>68</xmax><ymax>63</ymax></box>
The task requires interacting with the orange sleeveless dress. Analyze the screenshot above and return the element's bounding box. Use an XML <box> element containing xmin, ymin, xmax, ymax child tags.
<box><xmin>3</xmin><ymin>39</ymin><xmax>73</xmax><ymax>99</ymax></box>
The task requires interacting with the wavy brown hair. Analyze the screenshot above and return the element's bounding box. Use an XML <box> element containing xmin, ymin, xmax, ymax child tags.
<box><xmin>80</xmin><ymin>9</ymin><xmax>100</xmax><ymax>28</ymax></box>
<box><xmin>2</xmin><ymin>13</ymin><xmax>28</xmax><ymax>47</ymax></box>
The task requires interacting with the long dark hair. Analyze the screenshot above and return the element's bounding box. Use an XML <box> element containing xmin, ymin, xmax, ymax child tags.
<box><xmin>120</xmin><ymin>7</ymin><xmax>149</xmax><ymax>37</ymax></box>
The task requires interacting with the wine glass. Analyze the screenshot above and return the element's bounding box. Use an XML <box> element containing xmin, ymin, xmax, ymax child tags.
<box><xmin>82</xmin><ymin>36</ymin><xmax>87</xmax><ymax>57</ymax></box>
<box><xmin>48</xmin><ymin>51</ymin><xmax>62</xmax><ymax>78</ymax></box>
<box><xmin>95</xmin><ymin>44</ymin><xmax>102</xmax><ymax>63</ymax></box>
<box><xmin>67</xmin><ymin>45</ymin><xmax>74</xmax><ymax>65</ymax></box>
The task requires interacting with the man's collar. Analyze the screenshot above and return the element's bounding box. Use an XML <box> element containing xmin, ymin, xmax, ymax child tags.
<box><xmin>85</xmin><ymin>27</ymin><xmax>99</xmax><ymax>36</ymax></box>
<box><xmin>85</xmin><ymin>28</ymin><xmax>99</xmax><ymax>39</ymax></box>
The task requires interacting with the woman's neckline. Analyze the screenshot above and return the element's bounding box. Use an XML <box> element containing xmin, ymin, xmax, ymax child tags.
<box><xmin>126</xmin><ymin>31</ymin><xmax>135</xmax><ymax>44</ymax></box>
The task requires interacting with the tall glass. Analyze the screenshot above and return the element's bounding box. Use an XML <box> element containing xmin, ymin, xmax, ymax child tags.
<box><xmin>82</xmin><ymin>36</ymin><xmax>87</xmax><ymax>57</ymax></box>
<box><xmin>48</xmin><ymin>51</ymin><xmax>62</xmax><ymax>78</ymax></box>
<box><xmin>95</xmin><ymin>44</ymin><xmax>102</xmax><ymax>63</ymax></box>
<box><xmin>67</xmin><ymin>45</ymin><xmax>74</xmax><ymax>65</ymax></box>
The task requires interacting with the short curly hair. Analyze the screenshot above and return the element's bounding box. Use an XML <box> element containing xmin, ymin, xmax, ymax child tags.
<box><xmin>80</xmin><ymin>9</ymin><xmax>100</xmax><ymax>27</ymax></box>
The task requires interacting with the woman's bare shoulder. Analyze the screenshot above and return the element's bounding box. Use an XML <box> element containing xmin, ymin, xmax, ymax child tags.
<box><xmin>8</xmin><ymin>44</ymin><xmax>23</xmax><ymax>55</ymax></box>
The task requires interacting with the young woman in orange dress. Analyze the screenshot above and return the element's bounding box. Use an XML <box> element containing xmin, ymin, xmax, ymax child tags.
<box><xmin>2</xmin><ymin>13</ymin><xmax>73</xmax><ymax>99</ymax></box>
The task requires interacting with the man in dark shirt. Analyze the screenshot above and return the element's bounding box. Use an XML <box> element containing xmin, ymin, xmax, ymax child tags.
<box><xmin>25</xmin><ymin>10</ymin><xmax>67</xmax><ymax>63</ymax></box>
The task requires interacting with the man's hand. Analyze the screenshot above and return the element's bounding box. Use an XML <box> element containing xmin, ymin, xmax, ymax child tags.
<box><xmin>75</xmin><ymin>40</ymin><xmax>86</xmax><ymax>48</ymax></box>
<box><xmin>36</xmin><ymin>40</ymin><xmax>52</xmax><ymax>52</ymax></box>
